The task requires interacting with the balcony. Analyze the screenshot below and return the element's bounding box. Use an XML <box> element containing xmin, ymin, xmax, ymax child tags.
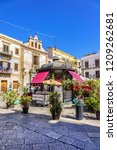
<box><xmin>82</xmin><ymin>64</ymin><xmax>100</xmax><ymax>70</ymax></box>
<box><xmin>0</xmin><ymin>67</ymin><xmax>12</xmax><ymax>75</ymax></box>
<box><xmin>0</xmin><ymin>48</ymin><xmax>13</xmax><ymax>57</ymax></box>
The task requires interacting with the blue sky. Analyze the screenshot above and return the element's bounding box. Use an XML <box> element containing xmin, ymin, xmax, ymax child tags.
<box><xmin>0</xmin><ymin>0</ymin><xmax>100</xmax><ymax>58</ymax></box>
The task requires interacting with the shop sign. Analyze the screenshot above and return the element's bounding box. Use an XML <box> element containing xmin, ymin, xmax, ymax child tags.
<box><xmin>32</xmin><ymin>94</ymin><xmax>44</xmax><ymax>101</ymax></box>
<box><xmin>32</xmin><ymin>93</ymin><xmax>49</xmax><ymax>105</ymax></box>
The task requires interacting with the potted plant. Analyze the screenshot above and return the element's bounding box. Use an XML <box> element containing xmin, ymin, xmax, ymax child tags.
<box><xmin>49</xmin><ymin>92</ymin><xmax>62</xmax><ymax>120</ymax></box>
<box><xmin>20</xmin><ymin>87</ymin><xmax>31</xmax><ymax>114</ymax></box>
<box><xmin>3</xmin><ymin>90</ymin><xmax>18</xmax><ymax>109</ymax></box>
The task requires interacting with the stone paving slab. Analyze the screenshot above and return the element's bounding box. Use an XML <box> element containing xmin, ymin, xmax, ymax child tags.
<box><xmin>33</xmin><ymin>144</ymin><xmax>49</xmax><ymax>150</ymax></box>
<box><xmin>46</xmin><ymin>131</ymin><xmax>62</xmax><ymax>139</ymax></box>
<box><xmin>0</xmin><ymin>146</ymin><xmax>5</xmax><ymax>150</ymax></box>
<box><xmin>69</xmin><ymin>131</ymin><xmax>92</xmax><ymax>143</ymax></box>
<box><xmin>64</xmin><ymin>144</ymin><xmax>81</xmax><ymax>150</ymax></box>
<box><xmin>87</xmin><ymin>133</ymin><xmax>100</xmax><ymax>138</ymax></box>
<box><xmin>49</xmin><ymin>142</ymin><xmax>66</xmax><ymax>150</ymax></box>
<box><xmin>72</xmin><ymin>139</ymin><xmax>86</xmax><ymax>149</ymax></box>
<box><xmin>58</xmin><ymin>135</ymin><xmax>75</xmax><ymax>144</ymax></box>
<box><xmin>85</xmin><ymin>143</ymin><xmax>100</xmax><ymax>150</ymax></box>
<box><xmin>5</xmin><ymin>138</ymin><xmax>25</xmax><ymax>145</ymax></box>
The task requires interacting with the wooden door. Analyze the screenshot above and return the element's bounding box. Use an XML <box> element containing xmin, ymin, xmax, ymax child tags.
<box><xmin>1</xmin><ymin>80</ymin><xmax>7</xmax><ymax>91</ymax></box>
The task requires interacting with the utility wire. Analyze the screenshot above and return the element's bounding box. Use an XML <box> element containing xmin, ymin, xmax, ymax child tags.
<box><xmin>0</xmin><ymin>19</ymin><xmax>31</xmax><ymax>31</ymax></box>
<box><xmin>0</xmin><ymin>18</ymin><xmax>55</xmax><ymax>38</ymax></box>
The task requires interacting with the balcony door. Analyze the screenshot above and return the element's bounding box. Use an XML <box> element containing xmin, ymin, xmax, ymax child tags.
<box><xmin>1</xmin><ymin>80</ymin><xmax>7</xmax><ymax>91</ymax></box>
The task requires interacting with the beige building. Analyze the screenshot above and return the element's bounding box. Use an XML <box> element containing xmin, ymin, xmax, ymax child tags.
<box><xmin>22</xmin><ymin>35</ymin><xmax>48</xmax><ymax>88</ymax></box>
<box><xmin>0</xmin><ymin>33</ymin><xmax>22</xmax><ymax>92</ymax></box>
<box><xmin>0</xmin><ymin>33</ymin><xmax>48</xmax><ymax>93</ymax></box>
<box><xmin>47</xmin><ymin>47</ymin><xmax>80</xmax><ymax>72</ymax></box>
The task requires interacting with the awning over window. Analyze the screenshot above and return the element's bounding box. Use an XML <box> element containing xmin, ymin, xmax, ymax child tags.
<box><xmin>31</xmin><ymin>71</ymin><xmax>49</xmax><ymax>84</ymax></box>
<box><xmin>68</xmin><ymin>71</ymin><xmax>84</xmax><ymax>83</ymax></box>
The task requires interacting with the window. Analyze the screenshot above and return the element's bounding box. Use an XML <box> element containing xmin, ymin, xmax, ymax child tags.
<box><xmin>31</xmin><ymin>42</ymin><xmax>34</xmax><ymax>47</ymax></box>
<box><xmin>33</xmin><ymin>56</ymin><xmax>38</xmax><ymax>65</ymax></box>
<box><xmin>95</xmin><ymin>59</ymin><xmax>100</xmax><ymax>67</ymax></box>
<box><xmin>0</xmin><ymin>62</ymin><xmax>2</xmax><ymax>70</ymax></box>
<box><xmin>35</xmin><ymin>42</ymin><xmax>37</xmax><ymax>48</ymax></box>
<box><xmin>85</xmin><ymin>61</ymin><xmax>89</xmax><ymax>68</ymax></box>
<box><xmin>13</xmin><ymin>81</ymin><xmax>18</xmax><ymax>89</ymax></box>
<box><xmin>15</xmin><ymin>48</ymin><xmax>19</xmax><ymax>55</ymax></box>
<box><xmin>85</xmin><ymin>72</ymin><xmax>89</xmax><ymax>78</ymax></box>
<box><xmin>3</xmin><ymin>44</ymin><xmax>9</xmax><ymax>53</ymax></box>
<box><xmin>74</xmin><ymin>61</ymin><xmax>77</xmax><ymax>65</ymax></box>
<box><xmin>38</xmin><ymin>44</ymin><xmax>40</xmax><ymax>49</ymax></box>
<box><xmin>14</xmin><ymin>63</ymin><xmax>18</xmax><ymax>71</ymax></box>
<box><xmin>95</xmin><ymin>70</ymin><xmax>100</xmax><ymax>78</ymax></box>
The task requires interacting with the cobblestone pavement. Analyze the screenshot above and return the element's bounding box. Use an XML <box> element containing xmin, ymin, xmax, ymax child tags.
<box><xmin>0</xmin><ymin>99</ymin><xmax>100</xmax><ymax>150</ymax></box>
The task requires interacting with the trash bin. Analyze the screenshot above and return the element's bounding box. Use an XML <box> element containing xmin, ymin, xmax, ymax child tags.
<box><xmin>73</xmin><ymin>98</ymin><xmax>84</xmax><ymax>120</ymax></box>
<box><xmin>76</xmin><ymin>104</ymin><xmax>83</xmax><ymax>120</ymax></box>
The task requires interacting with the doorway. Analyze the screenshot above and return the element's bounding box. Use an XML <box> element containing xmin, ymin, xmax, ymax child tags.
<box><xmin>1</xmin><ymin>80</ymin><xmax>7</xmax><ymax>91</ymax></box>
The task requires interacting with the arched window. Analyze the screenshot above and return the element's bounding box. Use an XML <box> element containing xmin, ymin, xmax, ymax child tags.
<box><xmin>38</xmin><ymin>44</ymin><xmax>40</xmax><ymax>49</ymax></box>
<box><xmin>31</xmin><ymin>42</ymin><xmax>34</xmax><ymax>47</ymax></box>
<box><xmin>35</xmin><ymin>42</ymin><xmax>37</xmax><ymax>48</ymax></box>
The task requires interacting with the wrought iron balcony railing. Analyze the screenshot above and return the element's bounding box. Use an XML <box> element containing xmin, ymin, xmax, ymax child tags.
<box><xmin>0</xmin><ymin>48</ymin><xmax>13</xmax><ymax>57</ymax></box>
<box><xmin>0</xmin><ymin>67</ymin><xmax>12</xmax><ymax>74</ymax></box>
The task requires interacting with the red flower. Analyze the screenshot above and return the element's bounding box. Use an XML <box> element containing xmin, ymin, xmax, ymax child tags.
<box><xmin>73</xmin><ymin>85</ymin><xmax>79</xmax><ymax>91</ymax></box>
<box><xmin>82</xmin><ymin>85</ymin><xmax>92</xmax><ymax>92</ymax></box>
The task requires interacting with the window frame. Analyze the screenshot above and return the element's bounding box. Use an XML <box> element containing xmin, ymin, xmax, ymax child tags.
<box><xmin>3</xmin><ymin>44</ymin><xmax>9</xmax><ymax>53</ymax></box>
<box><xmin>85</xmin><ymin>61</ymin><xmax>89</xmax><ymax>69</ymax></box>
<box><xmin>15</xmin><ymin>48</ymin><xmax>19</xmax><ymax>55</ymax></box>
<box><xmin>95</xmin><ymin>70</ymin><xmax>100</xmax><ymax>78</ymax></box>
<box><xmin>33</xmin><ymin>55</ymin><xmax>38</xmax><ymax>65</ymax></box>
<box><xmin>35</xmin><ymin>42</ymin><xmax>37</xmax><ymax>48</ymax></box>
<box><xmin>85</xmin><ymin>71</ymin><xmax>89</xmax><ymax>78</ymax></box>
<box><xmin>14</xmin><ymin>63</ymin><xmax>19</xmax><ymax>71</ymax></box>
<box><xmin>95</xmin><ymin>59</ymin><xmax>100</xmax><ymax>67</ymax></box>
<box><xmin>31</xmin><ymin>41</ymin><xmax>34</xmax><ymax>47</ymax></box>
<box><xmin>13</xmin><ymin>81</ymin><xmax>18</xmax><ymax>89</ymax></box>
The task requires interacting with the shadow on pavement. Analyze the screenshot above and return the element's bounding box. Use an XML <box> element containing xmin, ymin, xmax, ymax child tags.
<box><xmin>0</xmin><ymin>108</ymin><xmax>100</xmax><ymax>133</ymax></box>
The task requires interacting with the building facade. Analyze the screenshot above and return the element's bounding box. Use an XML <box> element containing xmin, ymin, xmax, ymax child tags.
<box><xmin>81</xmin><ymin>53</ymin><xmax>100</xmax><ymax>79</ymax></box>
<box><xmin>47</xmin><ymin>47</ymin><xmax>80</xmax><ymax>73</ymax></box>
<box><xmin>22</xmin><ymin>35</ymin><xmax>48</xmax><ymax>88</ymax></box>
<box><xmin>0</xmin><ymin>33</ymin><xmax>22</xmax><ymax>92</ymax></box>
<box><xmin>0</xmin><ymin>33</ymin><xmax>48</xmax><ymax>93</ymax></box>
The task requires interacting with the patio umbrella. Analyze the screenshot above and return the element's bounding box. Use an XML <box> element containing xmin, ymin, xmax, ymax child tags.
<box><xmin>43</xmin><ymin>80</ymin><xmax>61</xmax><ymax>86</ymax></box>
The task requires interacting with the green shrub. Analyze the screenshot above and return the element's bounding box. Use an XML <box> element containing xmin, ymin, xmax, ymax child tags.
<box><xmin>3</xmin><ymin>91</ymin><xmax>18</xmax><ymax>108</ymax></box>
<box><xmin>85</xmin><ymin>97</ymin><xmax>100</xmax><ymax>113</ymax></box>
<box><xmin>20</xmin><ymin>95</ymin><xmax>31</xmax><ymax>107</ymax></box>
<box><xmin>49</xmin><ymin>92</ymin><xmax>62</xmax><ymax>119</ymax></box>
<box><xmin>84</xmin><ymin>80</ymin><xmax>100</xmax><ymax>113</ymax></box>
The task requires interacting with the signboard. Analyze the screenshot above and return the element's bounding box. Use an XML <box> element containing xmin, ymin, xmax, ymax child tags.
<box><xmin>32</xmin><ymin>93</ymin><xmax>49</xmax><ymax>105</ymax></box>
<box><xmin>63</xmin><ymin>91</ymin><xmax>72</xmax><ymax>102</ymax></box>
<box><xmin>54</xmin><ymin>86</ymin><xmax>63</xmax><ymax>101</ymax></box>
